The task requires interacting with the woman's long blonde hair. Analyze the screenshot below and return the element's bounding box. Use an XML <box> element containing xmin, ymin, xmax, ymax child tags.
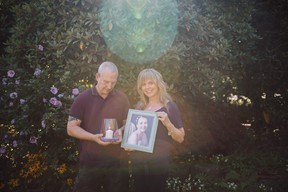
<box><xmin>136</xmin><ymin>68</ymin><xmax>172</xmax><ymax>110</ymax></box>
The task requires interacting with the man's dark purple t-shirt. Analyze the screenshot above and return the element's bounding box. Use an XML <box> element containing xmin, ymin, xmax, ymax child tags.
<box><xmin>69</xmin><ymin>86</ymin><xmax>130</xmax><ymax>165</ymax></box>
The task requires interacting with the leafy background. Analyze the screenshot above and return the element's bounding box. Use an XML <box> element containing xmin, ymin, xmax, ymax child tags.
<box><xmin>0</xmin><ymin>0</ymin><xmax>287</xmax><ymax>191</ymax></box>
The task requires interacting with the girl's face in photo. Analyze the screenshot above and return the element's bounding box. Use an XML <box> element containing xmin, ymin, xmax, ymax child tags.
<box><xmin>137</xmin><ymin>117</ymin><xmax>148</xmax><ymax>133</ymax></box>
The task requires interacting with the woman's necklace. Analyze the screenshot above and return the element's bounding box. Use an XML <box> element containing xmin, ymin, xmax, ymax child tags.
<box><xmin>146</xmin><ymin>103</ymin><xmax>163</xmax><ymax>111</ymax></box>
<box><xmin>147</xmin><ymin>106</ymin><xmax>153</xmax><ymax>110</ymax></box>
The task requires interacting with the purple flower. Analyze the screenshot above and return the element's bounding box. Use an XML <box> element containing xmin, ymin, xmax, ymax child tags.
<box><xmin>34</xmin><ymin>68</ymin><xmax>41</xmax><ymax>76</ymax></box>
<box><xmin>38</xmin><ymin>44</ymin><xmax>44</xmax><ymax>51</ymax></box>
<box><xmin>11</xmin><ymin>119</ymin><xmax>16</xmax><ymax>124</ymax></box>
<box><xmin>7</xmin><ymin>70</ymin><xmax>15</xmax><ymax>77</ymax></box>
<box><xmin>72</xmin><ymin>88</ymin><xmax>79</xmax><ymax>95</ymax></box>
<box><xmin>15</xmin><ymin>79</ymin><xmax>20</xmax><ymax>85</ymax></box>
<box><xmin>12</xmin><ymin>140</ymin><xmax>18</xmax><ymax>147</ymax></box>
<box><xmin>9</xmin><ymin>102</ymin><xmax>14</xmax><ymax>107</ymax></box>
<box><xmin>20</xmin><ymin>99</ymin><xmax>26</xmax><ymax>104</ymax></box>
<box><xmin>49</xmin><ymin>97</ymin><xmax>58</xmax><ymax>105</ymax></box>
<box><xmin>20</xmin><ymin>131</ymin><xmax>28</xmax><ymax>136</ymax></box>
<box><xmin>29</xmin><ymin>136</ymin><xmax>38</xmax><ymax>144</ymax></box>
<box><xmin>50</xmin><ymin>85</ymin><xmax>58</xmax><ymax>95</ymax></box>
<box><xmin>0</xmin><ymin>147</ymin><xmax>6</xmax><ymax>154</ymax></box>
<box><xmin>49</xmin><ymin>97</ymin><xmax>62</xmax><ymax>108</ymax></box>
<box><xmin>9</xmin><ymin>92</ymin><xmax>18</xmax><ymax>99</ymax></box>
<box><xmin>41</xmin><ymin>120</ymin><xmax>46</xmax><ymax>128</ymax></box>
<box><xmin>43</xmin><ymin>98</ymin><xmax>47</xmax><ymax>103</ymax></box>
<box><xmin>2</xmin><ymin>78</ymin><xmax>8</xmax><ymax>85</ymax></box>
<box><xmin>56</xmin><ymin>100</ymin><xmax>62</xmax><ymax>107</ymax></box>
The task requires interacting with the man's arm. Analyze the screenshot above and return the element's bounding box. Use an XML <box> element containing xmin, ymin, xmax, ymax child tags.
<box><xmin>66</xmin><ymin>116</ymin><xmax>110</xmax><ymax>145</ymax></box>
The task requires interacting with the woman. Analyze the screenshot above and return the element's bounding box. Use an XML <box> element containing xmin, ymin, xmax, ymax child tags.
<box><xmin>127</xmin><ymin>116</ymin><xmax>149</xmax><ymax>146</ymax></box>
<box><xmin>129</xmin><ymin>68</ymin><xmax>185</xmax><ymax>192</ymax></box>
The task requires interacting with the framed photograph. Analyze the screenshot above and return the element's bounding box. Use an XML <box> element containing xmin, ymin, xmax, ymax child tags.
<box><xmin>121</xmin><ymin>109</ymin><xmax>158</xmax><ymax>153</ymax></box>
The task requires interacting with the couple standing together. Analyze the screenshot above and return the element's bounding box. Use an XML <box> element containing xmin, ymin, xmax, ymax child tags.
<box><xmin>67</xmin><ymin>61</ymin><xmax>185</xmax><ymax>192</ymax></box>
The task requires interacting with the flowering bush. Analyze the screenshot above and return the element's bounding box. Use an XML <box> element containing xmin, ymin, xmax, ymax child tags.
<box><xmin>0</xmin><ymin>1</ymin><xmax>104</xmax><ymax>191</ymax></box>
<box><xmin>0</xmin><ymin>66</ymin><xmax>81</xmax><ymax>191</ymax></box>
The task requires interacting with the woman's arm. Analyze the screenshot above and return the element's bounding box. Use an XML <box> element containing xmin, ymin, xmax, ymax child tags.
<box><xmin>166</xmin><ymin>123</ymin><xmax>185</xmax><ymax>143</ymax></box>
<box><xmin>156</xmin><ymin>112</ymin><xmax>185</xmax><ymax>143</ymax></box>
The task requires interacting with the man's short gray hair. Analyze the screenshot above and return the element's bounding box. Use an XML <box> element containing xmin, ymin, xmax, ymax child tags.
<box><xmin>98</xmin><ymin>61</ymin><xmax>118</xmax><ymax>75</ymax></box>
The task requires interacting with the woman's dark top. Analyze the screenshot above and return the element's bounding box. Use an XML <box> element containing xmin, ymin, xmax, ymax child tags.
<box><xmin>131</xmin><ymin>101</ymin><xmax>183</xmax><ymax>163</ymax></box>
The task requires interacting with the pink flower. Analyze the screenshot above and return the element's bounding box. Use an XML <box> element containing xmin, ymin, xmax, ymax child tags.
<box><xmin>56</xmin><ymin>100</ymin><xmax>62</xmax><ymax>107</ymax></box>
<box><xmin>72</xmin><ymin>88</ymin><xmax>79</xmax><ymax>95</ymax></box>
<box><xmin>0</xmin><ymin>147</ymin><xmax>6</xmax><ymax>154</ymax></box>
<box><xmin>38</xmin><ymin>44</ymin><xmax>44</xmax><ymax>51</ymax></box>
<box><xmin>50</xmin><ymin>85</ymin><xmax>58</xmax><ymax>95</ymax></box>
<box><xmin>34</xmin><ymin>68</ymin><xmax>41</xmax><ymax>76</ymax></box>
<box><xmin>41</xmin><ymin>120</ymin><xmax>46</xmax><ymax>128</ymax></box>
<box><xmin>49</xmin><ymin>97</ymin><xmax>62</xmax><ymax>107</ymax></box>
<box><xmin>12</xmin><ymin>140</ymin><xmax>18</xmax><ymax>147</ymax></box>
<box><xmin>2</xmin><ymin>78</ymin><xmax>8</xmax><ymax>85</ymax></box>
<box><xmin>20</xmin><ymin>131</ymin><xmax>28</xmax><ymax>136</ymax></box>
<box><xmin>11</xmin><ymin>119</ymin><xmax>15</xmax><ymax>124</ymax></box>
<box><xmin>9</xmin><ymin>92</ymin><xmax>17</xmax><ymax>99</ymax></box>
<box><xmin>49</xmin><ymin>97</ymin><xmax>58</xmax><ymax>105</ymax></box>
<box><xmin>20</xmin><ymin>99</ymin><xmax>25</xmax><ymax>104</ymax></box>
<box><xmin>7</xmin><ymin>70</ymin><xmax>15</xmax><ymax>77</ymax></box>
<box><xmin>29</xmin><ymin>136</ymin><xmax>38</xmax><ymax>144</ymax></box>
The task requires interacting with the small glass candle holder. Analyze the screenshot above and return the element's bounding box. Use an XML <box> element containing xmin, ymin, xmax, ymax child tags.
<box><xmin>101</xmin><ymin>118</ymin><xmax>119</xmax><ymax>142</ymax></box>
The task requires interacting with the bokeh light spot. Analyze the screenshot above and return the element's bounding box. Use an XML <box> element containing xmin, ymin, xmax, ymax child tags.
<box><xmin>100</xmin><ymin>0</ymin><xmax>178</xmax><ymax>64</ymax></box>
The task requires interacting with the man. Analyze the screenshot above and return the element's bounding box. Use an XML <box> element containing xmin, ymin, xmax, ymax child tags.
<box><xmin>67</xmin><ymin>61</ymin><xmax>130</xmax><ymax>192</ymax></box>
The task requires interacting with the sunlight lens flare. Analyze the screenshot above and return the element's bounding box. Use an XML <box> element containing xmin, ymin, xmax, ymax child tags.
<box><xmin>100</xmin><ymin>0</ymin><xmax>178</xmax><ymax>64</ymax></box>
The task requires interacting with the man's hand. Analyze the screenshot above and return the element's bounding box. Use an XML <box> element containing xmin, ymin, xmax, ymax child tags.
<box><xmin>92</xmin><ymin>134</ymin><xmax>112</xmax><ymax>146</ymax></box>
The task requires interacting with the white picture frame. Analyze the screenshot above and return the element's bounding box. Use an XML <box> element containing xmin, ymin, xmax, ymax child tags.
<box><xmin>121</xmin><ymin>109</ymin><xmax>158</xmax><ymax>153</ymax></box>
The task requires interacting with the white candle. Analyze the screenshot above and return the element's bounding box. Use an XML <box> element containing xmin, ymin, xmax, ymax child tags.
<box><xmin>105</xmin><ymin>129</ymin><xmax>114</xmax><ymax>139</ymax></box>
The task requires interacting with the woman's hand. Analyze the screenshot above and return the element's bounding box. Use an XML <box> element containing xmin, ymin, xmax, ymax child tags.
<box><xmin>112</xmin><ymin>129</ymin><xmax>123</xmax><ymax>144</ymax></box>
<box><xmin>156</xmin><ymin>111</ymin><xmax>185</xmax><ymax>143</ymax></box>
<box><xmin>156</xmin><ymin>111</ymin><xmax>171</xmax><ymax>126</ymax></box>
<box><xmin>124</xmin><ymin>148</ymin><xmax>135</xmax><ymax>152</ymax></box>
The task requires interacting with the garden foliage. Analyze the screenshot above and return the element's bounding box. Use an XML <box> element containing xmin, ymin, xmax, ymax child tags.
<box><xmin>0</xmin><ymin>0</ymin><xmax>287</xmax><ymax>191</ymax></box>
